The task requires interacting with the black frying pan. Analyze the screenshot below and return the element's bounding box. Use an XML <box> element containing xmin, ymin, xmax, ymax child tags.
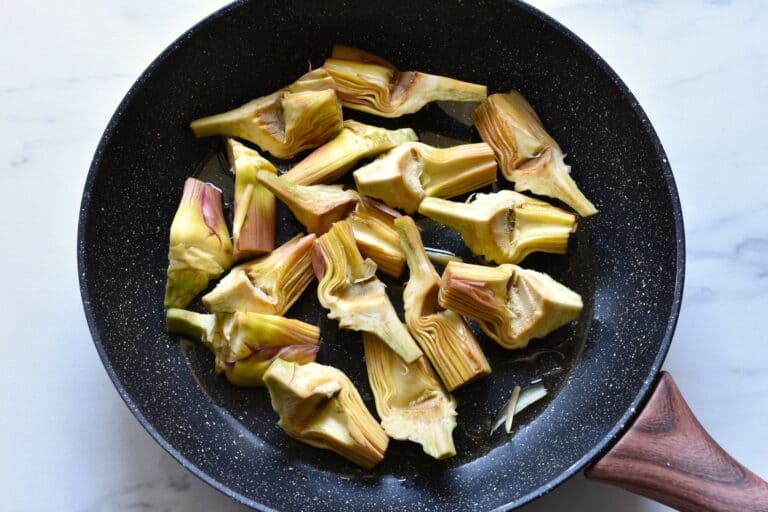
<box><xmin>77</xmin><ymin>1</ymin><xmax>768</xmax><ymax>510</ymax></box>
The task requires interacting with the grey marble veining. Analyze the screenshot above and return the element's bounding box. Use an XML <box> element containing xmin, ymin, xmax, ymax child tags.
<box><xmin>1</xmin><ymin>1</ymin><xmax>766</xmax><ymax>511</ymax></box>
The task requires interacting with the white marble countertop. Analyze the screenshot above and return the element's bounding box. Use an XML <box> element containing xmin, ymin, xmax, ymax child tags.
<box><xmin>1</xmin><ymin>1</ymin><xmax>766</xmax><ymax>510</ymax></box>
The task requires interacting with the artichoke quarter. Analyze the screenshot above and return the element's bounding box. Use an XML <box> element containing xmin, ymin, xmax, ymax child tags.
<box><xmin>190</xmin><ymin>69</ymin><xmax>343</xmax><ymax>159</ymax></box>
<box><xmin>363</xmin><ymin>333</ymin><xmax>457</xmax><ymax>460</ymax></box>
<box><xmin>203</xmin><ymin>233</ymin><xmax>316</xmax><ymax>315</ymax></box>
<box><xmin>314</xmin><ymin>220</ymin><xmax>422</xmax><ymax>363</ymax></box>
<box><xmin>418</xmin><ymin>190</ymin><xmax>577</xmax><ymax>265</ymax></box>
<box><xmin>439</xmin><ymin>261</ymin><xmax>583</xmax><ymax>350</ymax></box>
<box><xmin>472</xmin><ymin>91</ymin><xmax>597</xmax><ymax>216</ymax></box>
<box><xmin>164</xmin><ymin>178</ymin><xmax>233</xmax><ymax>308</ymax></box>
<box><xmin>323</xmin><ymin>45</ymin><xmax>486</xmax><ymax>118</ymax></box>
<box><xmin>354</xmin><ymin>142</ymin><xmax>497</xmax><ymax>214</ymax></box>
<box><xmin>347</xmin><ymin>197</ymin><xmax>407</xmax><ymax>278</ymax></box>
<box><xmin>264</xmin><ymin>359</ymin><xmax>389</xmax><ymax>469</ymax></box>
<box><xmin>395</xmin><ymin>216</ymin><xmax>491</xmax><ymax>391</ymax></box>
<box><xmin>225</xmin><ymin>138</ymin><xmax>278</xmax><ymax>260</ymax></box>
<box><xmin>165</xmin><ymin>309</ymin><xmax>319</xmax><ymax>387</ymax></box>
<box><xmin>281</xmin><ymin>120</ymin><xmax>417</xmax><ymax>185</ymax></box>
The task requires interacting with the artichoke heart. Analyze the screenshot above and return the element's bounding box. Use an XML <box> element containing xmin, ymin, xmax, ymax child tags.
<box><xmin>438</xmin><ymin>261</ymin><xmax>583</xmax><ymax>349</ymax></box>
<box><xmin>314</xmin><ymin>220</ymin><xmax>422</xmax><ymax>363</ymax></box>
<box><xmin>418</xmin><ymin>190</ymin><xmax>577</xmax><ymax>264</ymax></box>
<box><xmin>190</xmin><ymin>69</ymin><xmax>343</xmax><ymax>159</ymax></box>
<box><xmin>395</xmin><ymin>216</ymin><xmax>490</xmax><ymax>391</ymax></box>
<box><xmin>472</xmin><ymin>91</ymin><xmax>597</xmax><ymax>216</ymax></box>
<box><xmin>264</xmin><ymin>359</ymin><xmax>389</xmax><ymax>469</ymax></box>
<box><xmin>363</xmin><ymin>333</ymin><xmax>457</xmax><ymax>460</ymax></box>
<box><xmin>256</xmin><ymin>171</ymin><xmax>358</xmax><ymax>235</ymax></box>
<box><xmin>166</xmin><ymin>309</ymin><xmax>319</xmax><ymax>387</ymax></box>
<box><xmin>282</xmin><ymin>120</ymin><xmax>417</xmax><ymax>185</ymax></box>
<box><xmin>203</xmin><ymin>233</ymin><xmax>315</xmax><ymax>315</ymax></box>
<box><xmin>354</xmin><ymin>142</ymin><xmax>498</xmax><ymax>214</ymax></box>
<box><xmin>226</xmin><ymin>138</ymin><xmax>277</xmax><ymax>260</ymax></box>
<box><xmin>348</xmin><ymin>197</ymin><xmax>406</xmax><ymax>278</ymax></box>
<box><xmin>165</xmin><ymin>178</ymin><xmax>233</xmax><ymax>308</ymax></box>
<box><xmin>323</xmin><ymin>45</ymin><xmax>486</xmax><ymax>118</ymax></box>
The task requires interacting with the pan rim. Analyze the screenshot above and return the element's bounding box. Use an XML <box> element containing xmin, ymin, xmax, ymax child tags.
<box><xmin>77</xmin><ymin>0</ymin><xmax>685</xmax><ymax>510</ymax></box>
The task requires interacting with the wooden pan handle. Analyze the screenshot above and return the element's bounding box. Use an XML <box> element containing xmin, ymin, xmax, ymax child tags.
<box><xmin>585</xmin><ymin>372</ymin><xmax>768</xmax><ymax>511</ymax></box>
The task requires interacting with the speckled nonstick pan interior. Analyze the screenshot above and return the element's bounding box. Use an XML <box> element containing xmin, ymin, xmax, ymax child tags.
<box><xmin>78</xmin><ymin>1</ymin><xmax>684</xmax><ymax>510</ymax></box>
